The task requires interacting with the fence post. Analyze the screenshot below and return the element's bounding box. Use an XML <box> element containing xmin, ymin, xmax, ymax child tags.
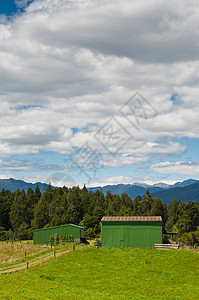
<box><xmin>54</xmin><ymin>251</ymin><xmax>56</xmax><ymax>258</ymax></box>
<box><xmin>51</xmin><ymin>243</ymin><xmax>52</xmax><ymax>249</ymax></box>
<box><xmin>25</xmin><ymin>252</ymin><xmax>26</xmax><ymax>258</ymax></box>
<box><xmin>27</xmin><ymin>262</ymin><xmax>29</xmax><ymax>269</ymax></box>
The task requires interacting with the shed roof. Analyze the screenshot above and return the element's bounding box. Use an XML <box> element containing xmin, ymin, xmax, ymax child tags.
<box><xmin>34</xmin><ymin>223</ymin><xmax>84</xmax><ymax>232</ymax></box>
<box><xmin>101</xmin><ymin>216</ymin><xmax>162</xmax><ymax>222</ymax></box>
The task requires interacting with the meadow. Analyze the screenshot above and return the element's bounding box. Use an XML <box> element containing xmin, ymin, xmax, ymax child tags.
<box><xmin>0</xmin><ymin>241</ymin><xmax>78</xmax><ymax>271</ymax></box>
<box><xmin>0</xmin><ymin>246</ymin><xmax>199</xmax><ymax>299</ymax></box>
<box><xmin>0</xmin><ymin>241</ymin><xmax>50</xmax><ymax>266</ymax></box>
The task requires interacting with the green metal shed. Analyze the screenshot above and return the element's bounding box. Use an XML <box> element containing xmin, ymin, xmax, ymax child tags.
<box><xmin>101</xmin><ymin>216</ymin><xmax>162</xmax><ymax>249</ymax></box>
<box><xmin>33</xmin><ymin>224</ymin><xmax>83</xmax><ymax>244</ymax></box>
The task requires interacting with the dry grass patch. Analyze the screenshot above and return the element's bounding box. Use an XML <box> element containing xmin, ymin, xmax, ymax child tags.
<box><xmin>0</xmin><ymin>242</ymin><xmax>49</xmax><ymax>264</ymax></box>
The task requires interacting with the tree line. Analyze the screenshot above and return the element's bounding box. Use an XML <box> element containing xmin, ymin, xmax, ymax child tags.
<box><xmin>0</xmin><ymin>185</ymin><xmax>199</xmax><ymax>245</ymax></box>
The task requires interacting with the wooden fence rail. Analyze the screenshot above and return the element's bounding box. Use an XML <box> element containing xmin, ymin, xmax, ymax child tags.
<box><xmin>0</xmin><ymin>249</ymin><xmax>71</xmax><ymax>275</ymax></box>
<box><xmin>154</xmin><ymin>244</ymin><xmax>179</xmax><ymax>249</ymax></box>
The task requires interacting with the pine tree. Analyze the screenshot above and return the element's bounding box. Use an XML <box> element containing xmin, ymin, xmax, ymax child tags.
<box><xmin>10</xmin><ymin>189</ymin><xmax>27</xmax><ymax>231</ymax></box>
<box><xmin>0</xmin><ymin>189</ymin><xmax>13</xmax><ymax>230</ymax></box>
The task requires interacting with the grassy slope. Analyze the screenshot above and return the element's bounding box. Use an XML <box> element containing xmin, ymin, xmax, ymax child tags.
<box><xmin>0</xmin><ymin>247</ymin><xmax>199</xmax><ymax>299</ymax></box>
<box><xmin>0</xmin><ymin>242</ymin><xmax>75</xmax><ymax>268</ymax></box>
<box><xmin>0</xmin><ymin>242</ymin><xmax>51</xmax><ymax>266</ymax></box>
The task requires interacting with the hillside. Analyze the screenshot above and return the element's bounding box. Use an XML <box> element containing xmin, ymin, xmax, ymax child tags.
<box><xmin>0</xmin><ymin>178</ymin><xmax>198</xmax><ymax>204</ymax></box>
<box><xmin>89</xmin><ymin>184</ymin><xmax>164</xmax><ymax>199</ymax></box>
<box><xmin>151</xmin><ymin>181</ymin><xmax>199</xmax><ymax>205</ymax></box>
<box><xmin>0</xmin><ymin>247</ymin><xmax>199</xmax><ymax>299</ymax></box>
<box><xmin>0</xmin><ymin>178</ymin><xmax>51</xmax><ymax>193</ymax></box>
<box><xmin>89</xmin><ymin>179</ymin><xmax>198</xmax><ymax>203</ymax></box>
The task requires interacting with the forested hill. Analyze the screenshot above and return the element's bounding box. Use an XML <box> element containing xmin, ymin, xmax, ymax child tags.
<box><xmin>0</xmin><ymin>185</ymin><xmax>199</xmax><ymax>246</ymax></box>
<box><xmin>151</xmin><ymin>181</ymin><xmax>199</xmax><ymax>205</ymax></box>
<box><xmin>0</xmin><ymin>178</ymin><xmax>198</xmax><ymax>204</ymax></box>
<box><xmin>89</xmin><ymin>179</ymin><xmax>199</xmax><ymax>204</ymax></box>
<box><xmin>89</xmin><ymin>184</ymin><xmax>163</xmax><ymax>199</ymax></box>
<box><xmin>0</xmin><ymin>178</ymin><xmax>52</xmax><ymax>193</ymax></box>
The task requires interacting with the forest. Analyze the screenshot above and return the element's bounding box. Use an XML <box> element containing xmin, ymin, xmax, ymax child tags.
<box><xmin>0</xmin><ymin>184</ymin><xmax>199</xmax><ymax>246</ymax></box>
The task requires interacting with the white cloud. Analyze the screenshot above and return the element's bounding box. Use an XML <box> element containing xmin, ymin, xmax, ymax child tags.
<box><xmin>0</xmin><ymin>158</ymin><xmax>67</xmax><ymax>173</ymax></box>
<box><xmin>15</xmin><ymin>0</ymin><xmax>31</xmax><ymax>8</ymax></box>
<box><xmin>87</xmin><ymin>175</ymin><xmax>179</xmax><ymax>187</ymax></box>
<box><xmin>87</xmin><ymin>175</ymin><xmax>136</xmax><ymax>187</ymax></box>
<box><xmin>23</xmin><ymin>0</ymin><xmax>199</xmax><ymax>63</ymax></box>
<box><xmin>0</xmin><ymin>174</ymin><xmax>17</xmax><ymax>180</ymax></box>
<box><xmin>151</xmin><ymin>161</ymin><xmax>199</xmax><ymax>176</ymax></box>
<box><xmin>0</xmin><ymin>0</ymin><xmax>199</xmax><ymax>176</ymax></box>
<box><xmin>23</xmin><ymin>172</ymin><xmax>76</xmax><ymax>187</ymax></box>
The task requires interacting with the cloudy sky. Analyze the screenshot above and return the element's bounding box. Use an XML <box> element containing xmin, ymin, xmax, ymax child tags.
<box><xmin>0</xmin><ymin>0</ymin><xmax>199</xmax><ymax>187</ymax></box>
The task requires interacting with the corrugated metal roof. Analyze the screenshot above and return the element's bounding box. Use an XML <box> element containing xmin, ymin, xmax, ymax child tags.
<box><xmin>101</xmin><ymin>216</ymin><xmax>162</xmax><ymax>222</ymax></box>
<box><xmin>34</xmin><ymin>223</ymin><xmax>84</xmax><ymax>231</ymax></box>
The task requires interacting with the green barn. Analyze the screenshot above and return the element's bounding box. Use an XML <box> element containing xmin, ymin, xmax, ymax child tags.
<box><xmin>101</xmin><ymin>216</ymin><xmax>162</xmax><ymax>249</ymax></box>
<box><xmin>33</xmin><ymin>224</ymin><xmax>83</xmax><ymax>244</ymax></box>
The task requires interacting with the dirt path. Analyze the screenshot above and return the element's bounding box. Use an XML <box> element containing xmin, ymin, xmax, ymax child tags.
<box><xmin>0</xmin><ymin>249</ymin><xmax>72</xmax><ymax>275</ymax></box>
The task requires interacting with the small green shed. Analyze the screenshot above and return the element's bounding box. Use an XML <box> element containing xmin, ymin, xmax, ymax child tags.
<box><xmin>33</xmin><ymin>224</ymin><xmax>83</xmax><ymax>244</ymax></box>
<box><xmin>101</xmin><ymin>216</ymin><xmax>162</xmax><ymax>249</ymax></box>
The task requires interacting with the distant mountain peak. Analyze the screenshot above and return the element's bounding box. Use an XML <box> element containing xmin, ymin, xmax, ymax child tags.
<box><xmin>88</xmin><ymin>178</ymin><xmax>199</xmax><ymax>204</ymax></box>
<box><xmin>173</xmin><ymin>179</ymin><xmax>198</xmax><ymax>187</ymax></box>
<box><xmin>0</xmin><ymin>178</ymin><xmax>53</xmax><ymax>193</ymax></box>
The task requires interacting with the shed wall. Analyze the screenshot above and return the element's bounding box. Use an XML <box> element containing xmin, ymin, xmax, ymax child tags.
<box><xmin>33</xmin><ymin>224</ymin><xmax>82</xmax><ymax>244</ymax></box>
<box><xmin>101</xmin><ymin>221</ymin><xmax>162</xmax><ymax>249</ymax></box>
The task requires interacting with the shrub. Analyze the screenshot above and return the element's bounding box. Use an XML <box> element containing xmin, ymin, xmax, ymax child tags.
<box><xmin>69</xmin><ymin>235</ymin><xmax>74</xmax><ymax>242</ymax></box>
<box><xmin>49</xmin><ymin>235</ymin><xmax>54</xmax><ymax>244</ymax></box>
<box><xmin>17</xmin><ymin>222</ymin><xmax>29</xmax><ymax>240</ymax></box>
<box><xmin>59</xmin><ymin>234</ymin><xmax>64</xmax><ymax>244</ymax></box>
<box><xmin>65</xmin><ymin>235</ymin><xmax>73</xmax><ymax>242</ymax></box>
<box><xmin>179</xmin><ymin>230</ymin><xmax>199</xmax><ymax>246</ymax></box>
<box><xmin>0</xmin><ymin>227</ymin><xmax>7</xmax><ymax>241</ymax></box>
<box><xmin>85</xmin><ymin>228</ymin><xmax>95</xmax><ymax>239</ymax></box>
<box><xmin>54</xmin><ymin>234</ymin><xmax>59</xmax><ymax>245</ymax></box>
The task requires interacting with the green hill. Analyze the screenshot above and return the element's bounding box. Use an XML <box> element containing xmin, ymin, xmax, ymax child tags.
<box><xmin>0</xmin><ymin>247</ymin><xmax>199</xmax><ymax>299</ymax></box>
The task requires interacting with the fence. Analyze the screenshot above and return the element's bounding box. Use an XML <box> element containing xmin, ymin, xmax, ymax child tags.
<box><xmin>154</xmin><ymin>244</ymin><xmax>179</xmax><ymax>249</ymax></box>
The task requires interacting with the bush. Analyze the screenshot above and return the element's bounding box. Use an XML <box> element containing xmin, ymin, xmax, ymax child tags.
<box><xmin>17</xmin><ymin>222</ymin><xmax>29</xmax><ymax>240</ymax></box>
<box><xmin>59</xmin><ymin>234</ymin><xmax>64</xmax><ymax>244</ymax></box>
<box><xmin>0</xmin><ymin>227</ymin><xmax>7</xmax><ymax>241</ymax></box>
<box><xmin>179</xmin><ymin>229</ymin><xmax>199</xmax><ymax>246</ymax></box>
<box><xmin>7</xmin><ymin>229</ymin><xmax>14</xmax><ymax>241</ymax></box>
<box><xmin>54</xmin><ymin>234</ymin><xmax>59</xmax><ymax>245</ymax></box>
<box><xmin>49</xmin><ymin>235</ymin><xmax>54</xmax><ymax>244</ymax></box>
<box><xmin>65</xmin><ymin>234</ymin><xmax>73</xmax><ymax>242</ymax></box>
<box><xmin>85</xmin><ymin>228</ymin><xmax>95</xmax><ymax>239</ymax></box>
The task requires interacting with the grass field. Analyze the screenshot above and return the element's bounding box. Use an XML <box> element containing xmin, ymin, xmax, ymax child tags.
<box><xmin>0</xmin><ymin>241</ymin><xmax>77</xmax><ymax>269</ymax></box>
<box><xmin>0</xmin><ymin>241</ymin><xmax>50</xmax><ymax>265</ymax></box>
<box><xmin>0</xmin><ymin>247</ymin><xmax>199</xmax><ymax>299</ymax></box>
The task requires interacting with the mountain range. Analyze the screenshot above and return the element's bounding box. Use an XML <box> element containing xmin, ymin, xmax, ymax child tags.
<box><xmin>89</xmin><ymin>179</ymin><xmax>199</xmax><ymax>205</ymax></box>
<box><xmin>0</xmin><ymin>178</ymin><xmax>51</xmax><ymax>193</ymax></box>
<box><xmin>0</xmin><ymin>178</ymin><xmax>198</xmax><ymax>205</ymax></box>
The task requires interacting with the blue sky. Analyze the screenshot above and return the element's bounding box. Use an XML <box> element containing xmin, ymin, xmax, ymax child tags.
<box><xmin>0</xmin><ymin>0</ymin><xmax>33</xmax><ymax>15</ymax></box>
<box><xmin>0</xmin><ymin>0</ymin><xmax>199</xmax><ymax>187</ymax></box>
<box><xmin>0</xmin><ymin>0</ymin><xmax>18</xmax><ymax>15</ymax></box>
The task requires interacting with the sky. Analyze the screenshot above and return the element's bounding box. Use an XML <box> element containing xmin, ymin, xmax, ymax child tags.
<box><xmin>0</xmin><ymin>0</ymin><xmax>199</xmax><ymax>188</ymax></box>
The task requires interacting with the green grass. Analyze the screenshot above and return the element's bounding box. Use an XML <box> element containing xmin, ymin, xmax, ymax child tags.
<box><xmin>0</xmin><ymin>242</ymin><xmax>49</xmax><ymax>266</ymax></box>
<box><xmin>0</xmin><ymin>241</ymin><xmax>76</xmax><ymax>268</ymax></box>
<box><xmin>0</xmin><ymin>247</ymin><xmax>199</xmax><ymax>299</ymax></box>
